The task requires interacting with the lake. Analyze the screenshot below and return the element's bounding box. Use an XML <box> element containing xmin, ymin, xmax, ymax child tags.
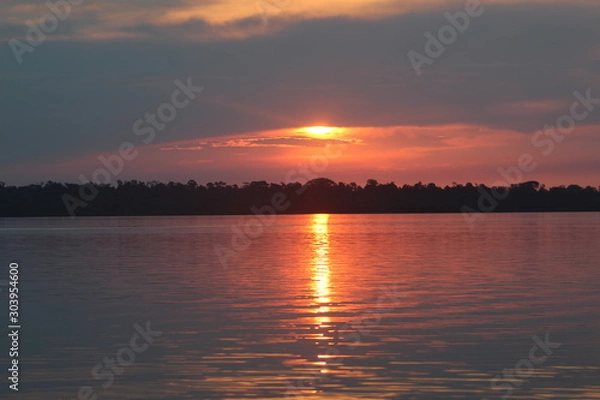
<box><xmin>1</xmin><ymin>213</ymin><xmax>599</xmax><ymax>399</ymax></box>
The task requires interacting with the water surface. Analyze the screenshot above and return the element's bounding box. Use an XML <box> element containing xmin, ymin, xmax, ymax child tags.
<box><xmin>1</xmin><ymin>213</ymin><xmax>599</xmax><ymax>399</ymax></box>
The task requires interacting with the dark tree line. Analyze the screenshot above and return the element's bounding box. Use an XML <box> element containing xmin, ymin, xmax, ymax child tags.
<box><xmin>0</xmin><ymin>178</ymin><xmax>599</xmax><ymax>217</ymax></box>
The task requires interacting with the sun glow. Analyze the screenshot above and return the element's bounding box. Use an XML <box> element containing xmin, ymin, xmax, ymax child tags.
<box><xmin>300</xmin><ymin>126</ymin><xmax>339</xmax><ymax>136</ymax></box>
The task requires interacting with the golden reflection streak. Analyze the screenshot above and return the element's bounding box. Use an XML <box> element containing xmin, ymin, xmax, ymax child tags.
<box><xmin>310</xmin><ymin>214</ymin><xmax>331</xmax><ymax>325</ymax></box>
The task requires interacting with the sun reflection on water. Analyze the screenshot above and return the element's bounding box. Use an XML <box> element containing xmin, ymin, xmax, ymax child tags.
<box><xmin>311</xmin><ymin>213</ymin><xmax>331</xmax><ymax>325</ymax></box>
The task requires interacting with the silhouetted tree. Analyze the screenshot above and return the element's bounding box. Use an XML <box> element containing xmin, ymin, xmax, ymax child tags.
<box><xmin>0</xmin><ymin>178</ymin><xmax>598</xmax><ymax>217</ymax></box>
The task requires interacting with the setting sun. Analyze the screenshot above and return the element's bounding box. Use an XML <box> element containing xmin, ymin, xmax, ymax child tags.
<box><xmin>299</xmin><ymin>126</ymin><xmax>339</xmax><ymax>136</ymax></box>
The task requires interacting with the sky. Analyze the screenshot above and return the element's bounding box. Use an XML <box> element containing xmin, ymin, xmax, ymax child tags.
<box><xmin>0</xmin><ymin>0</ymin><xmax>599</xmax><ymax>187</ymax></box>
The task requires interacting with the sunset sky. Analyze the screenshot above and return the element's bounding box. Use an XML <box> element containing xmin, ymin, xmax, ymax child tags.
<box><xmin>1</xmin><ymin>0</ymin><xmax>599</xmax><ymax>186</ymax></box>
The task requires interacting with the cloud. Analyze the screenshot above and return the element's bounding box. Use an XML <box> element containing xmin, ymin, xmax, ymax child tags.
<box><xmin>0</xmin><ymin>0</ymin><xmax>599</xmax><ymax>185</ymax></box>
<box><xmin>206</xmin><ymin>135</ymin><xmax>358</xmax><ymax>148</ymax></box>
<box><xmin>157</xmin><ymin>131</ymin><xmax>360</xmax><ymax>150</ymax></box>
<box><xmin>159</xmin><ymin>145</ymin><xmax>205</xmax><ymax>151</ymax></box>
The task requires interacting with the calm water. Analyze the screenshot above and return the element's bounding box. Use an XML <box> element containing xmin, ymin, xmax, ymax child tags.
<box><xmin>1</xmin><ymin>213</ymin><xmax>599</xmax><ymax>399</ymax></box>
